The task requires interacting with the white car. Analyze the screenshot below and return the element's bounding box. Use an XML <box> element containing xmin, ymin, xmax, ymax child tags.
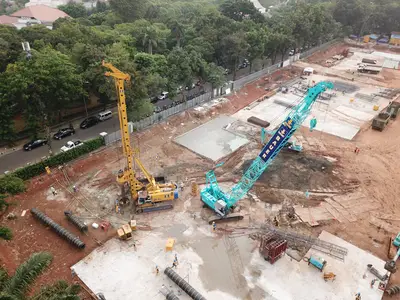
<box><xmin>157</xmin><ymin>91</ymin><xmax>169</xmax><ymax>100</ymax></box>
<box><xmin>60</xmin><ymin>140</ymin><xmax>83</xmax><ymax>152</ymax></box>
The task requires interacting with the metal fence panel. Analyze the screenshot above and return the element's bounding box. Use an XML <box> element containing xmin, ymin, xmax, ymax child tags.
<box><xmin>132</xmin><ymin>92</ymin><xmax>212</xmax><ymax>130</ymax></box>
<box><xmin>104</xmin><ymin>122</ymin><xmax>134</xmax><ymax>145</ymax></box>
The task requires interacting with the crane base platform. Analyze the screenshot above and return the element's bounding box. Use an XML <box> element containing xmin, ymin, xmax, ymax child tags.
<box><xmin>136</xmin><ymin>201</ymin><xmax>173</xmax><ymax>214</ymax></box>
<box><xmin>208</xmin><ymin>213</ymin><xmax>244</xmax><ymax>224</ymax></box>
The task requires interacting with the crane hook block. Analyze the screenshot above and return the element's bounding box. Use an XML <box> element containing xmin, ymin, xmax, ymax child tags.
<box><xmin>310</xmin><ymin>118</ymin><xmax>317</xmax><ymax>131</ymax></box>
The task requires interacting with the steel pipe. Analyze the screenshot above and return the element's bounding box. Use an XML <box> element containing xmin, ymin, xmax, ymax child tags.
<box><xmin>31</xmin><ymin>208</ymin><xmax>85</xmax><ymax>249</ymax></box>
<box><xmin>64</xmin><ymin>211</ymin><xmax>88</xmax><ymax>232</ymax></box>
<box><xmin>164</xmin><ymin>267</ymin><xmax>206</xmax><ymax>300</ymax></box>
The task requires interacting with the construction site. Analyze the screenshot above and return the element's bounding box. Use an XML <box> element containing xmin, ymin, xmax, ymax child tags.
<box><xmin>3</xmin><ymin>42</ymin><xmax>400</xmax><ymax>300</ymax></box>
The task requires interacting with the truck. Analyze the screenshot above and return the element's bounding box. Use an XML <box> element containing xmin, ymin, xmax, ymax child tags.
<box><xmin>372</xmin><ymin>112</ymin><xmax>391</xmax><ymax>131</ymax></box>
<box><xmin>60</xmin><ymin>140</ymin><xmax>83</xmax><ymax>152</ymax></box>
<box><xmin>358</xmin><ymin>64</ymin><xmax>381</xmax><ymax>74</ymax></box>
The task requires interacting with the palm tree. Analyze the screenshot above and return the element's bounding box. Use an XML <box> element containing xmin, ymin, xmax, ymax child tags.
<box><xmin>0</xmin><ymin>252</ymin><xmax>80</xmax><ymax>300</ymax></box>
<box><xmin>171</xmin><ymin>21</ymin><xmax>184</xmax><ymax>48</ymax></box>
<box><xmin>142</xmin><ymin>26</ymin><xmax>158</xmax><ymax>55</ymax></box>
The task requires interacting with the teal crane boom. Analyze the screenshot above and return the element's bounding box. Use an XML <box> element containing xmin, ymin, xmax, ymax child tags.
<box><xmin>200</xmin><ymin>81</ymin><xmax>334</xmax><ymax>217</ymax></box>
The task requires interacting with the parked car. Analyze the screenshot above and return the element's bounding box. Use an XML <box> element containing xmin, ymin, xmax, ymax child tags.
<box><xmin>289</xmin><ymin>49</ymin><xmax>295</xmax><ymax>56</ymax></box>
<box><xmin>53</xmin><ymin>127</ymin><xmax>75</xmax><ymax>140</ymax></box>
<box><xmin>98</xmin><ymin>110</ymin><xmax>112</xmax><ymax>121</ymax></box>
<box><xmin>23</xmin><ymin>139</ymin><xmax>47</xmax><ymax>151</ymax></box>
<box><xmin>80</xmin><ymin>116</ymin><xmax>100</xmax><ymax>129</ymax></box>
<box><xmin>60</xmin><ymin>140</ymin><xmax>83</xmax><ymax>152</ymax></box>
<box><xmin>157</xmin><ymin>91</ymin><xmax>169</xmax><ymax>100</ymax></box>
<box><xmin>185</xmin><ymin>83</ymin><xmax>196</xmax><ymax>90</ymax></box>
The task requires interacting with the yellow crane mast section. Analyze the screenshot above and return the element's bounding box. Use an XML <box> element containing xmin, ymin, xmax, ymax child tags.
<box><xmin>102</xmin><ymin>61</ymin><xmax>177</xmax><ymax>204</ymax></box>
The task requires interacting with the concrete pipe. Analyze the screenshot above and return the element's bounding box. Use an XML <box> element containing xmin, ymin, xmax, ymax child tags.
<box><xmin>31</xmin><ymin>208</ymin><xmax>85</xmax><ymax>249</ymax></box>
<box><xmin>64</xmin><ymin>211</ymin><xmax>88</xmax><ymax>232</ymax></box>
<box><xmin>164</xmin><ymin>267</ymin><xmax>206</xmax><ymax>300</ymax></box>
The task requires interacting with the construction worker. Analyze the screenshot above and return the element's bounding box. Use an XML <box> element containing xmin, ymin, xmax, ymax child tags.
<box><xmin>370</xmin><ymin>279</ymin><xmax>377</xmax><ymax>288</ymax></box>
<box><xmin>355</xmin><ymin>292</ymin><xmax>361</xmax><ymax>300</ymax></box>
<box><xmin>155</xmin><ymin>265</ymin><xmax>159</xmax><ymax>275</ymax></box>
<box><xmin>72</xmin><ymin>185</ymin><xmax>77</xmax><ymax>193</ymax></box>
<box><xmin>174</xmin><ymin>254</ymin><xmax>178</xmax><ymax>265</ymax></box>
<box><xmin>133</xmin><ymin>241</ymin><xmax>137</xmax><ymax>251</ymax></box>
<box><xmin>212</xmin><ymin>221</ymin><xmax>216</xmax><ymax>232</ymax></box>
<box><xmin>50</xmin><ymin>186</ymin><xmax>57</xmax><ymax>196</ymax></box>
<box><xmin>273</xmin><ymin>216</ymin><xmax>279</xmax><ymax>227</ymax></box>
<box><xmin>172</xmin><ymin>261</ymin><xmax>177</xmax><ymax>269</ymax></box>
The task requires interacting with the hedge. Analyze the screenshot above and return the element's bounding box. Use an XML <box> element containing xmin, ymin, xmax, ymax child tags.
<box><xmin>12</xmin><ymin>137</ymin><xmax>105</xmax><ymax>180</ymax></box>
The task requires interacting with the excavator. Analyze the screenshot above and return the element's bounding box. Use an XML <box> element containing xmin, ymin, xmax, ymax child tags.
<box><xmin>102</xmin><ymin>61</ymin><xmax>178</xmax><ymax>213</ymax></box>
<box><xmin>200</xmin><ymin>81</ymin><xmax>334</xmax><ymax>223</ymax></box>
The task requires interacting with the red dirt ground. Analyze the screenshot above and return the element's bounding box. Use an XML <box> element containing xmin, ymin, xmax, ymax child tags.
<box><xmin>0</xmin><ymin>67</ymin><xmax>300</xmax><ymax>297</ymax></box>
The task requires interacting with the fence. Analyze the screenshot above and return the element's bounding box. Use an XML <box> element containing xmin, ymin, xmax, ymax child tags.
<box><xmin>131</xmin><ymin>38</ymin><xmax>343</xmax><ymax>131</ymax></box>
<box><xmin>132</xmin><ymin>92</ymin><xmax>212</xmax><ymax>130</ymax></box>
<box><xmin>232</xmin><ymin>62</ymin><xmax>281</xmax><ymax>91</ymax></box>
<box><xmin>104</xmin><ymin>122</ymin><xmax>134</xmax><ymax>145</ymax></box>
<box><xmin>299</xmin><ymin>38</ymin><xmax>342</xmax><ymax>59</ymax></box>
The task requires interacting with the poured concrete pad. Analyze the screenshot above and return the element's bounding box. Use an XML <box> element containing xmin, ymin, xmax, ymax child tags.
<box><xmin>174</xmin><ymin>115</ymin><xmax>249</xmax><ymax>161</ymax></box>
<box><xmin>245</xmin><ymin>230</ymin><xmax>386</xmax><ymax>300</ymax></box>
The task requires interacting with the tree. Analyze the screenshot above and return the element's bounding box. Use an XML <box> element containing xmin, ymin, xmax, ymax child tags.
<box><xmin>218</xmin><ymin>32</ymin><xmax>249</xmax><ymax>80</ymax></box>
<box><xmin>167</xmin><ymin>47</ymin><xmax>195</xmax><ymax>100</ymax></box>
<box><xmin>220</xmin><ymin>0</ymin><xmax>265</xmax><ymax>23</ymax></box>
<box><xmin>0</xmin><ymin>227</ymin><xmax>12</xmax><ymax>240</ymax></box>
<box><xmin>205</xmin><ymin>62</ymin><xmax>226</xmax><ymax>98</ymax></box>
<box><xmin>0</xmin><ymin>252</ymin><xmax>80</xmax><ymax>299</ymax></box>
<box><xmin>170</xmin><ymin>21</ymin><xmax>184</xmax><ymax>48</ymax></box>
<box><xmin>142</xmin><ymin>26</ymin><xmax>158</xmax><ymax>55</ymax></box>
<box><xmin>4</xmin><ymin>47</ymin><xmax>86</xmax><ymax>153</ymax></box>
<box><xmin>245</xmin><ymin>29</ymin><xmax>265</xmax><ymax>72</ymax></box>
<box><xmin>95</xmin><ymin>0</ymin><xmax>107</xmax><ymax>13</ymax></box>
<box><xmin>0</xmin><ymin>26</ymin><xmax>22</xmax><ymax>72</ymax></box>
<box><xmin>333</xmin><ymin>0</ymin><xmax>365</xmax><ymax>34</ymax></box>
<box><xmin>19</xmin><ymin>25</ymin><xmax>51</xmax><ymax>46</ymax></box>
<box><xmin>58</xmin><ymin>2</ymin><xmax>87</xmax><ymax>18</ymax></box>
<box><xmin>0</xmin><ymin>97</ymin><xmax>15</xmax><ymax>144</ymax></box>
<box><xmin>109</xmin><ymin>0</ymin><xmax>149</xmax><ymax>22</ymax></box>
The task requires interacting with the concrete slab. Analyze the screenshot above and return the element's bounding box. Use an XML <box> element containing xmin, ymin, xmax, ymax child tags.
<box><xmin>245</xmin><ymin>230</ymin><xmax>386</xmax><ymax>300</ymax></box>
<box><xmin>174</xmin><ymin>115</ymin><xmax>249</xmax><ymax>161</ymax></box>
<box><xmin>233</xmin><ymin>73</ymin><xmax>392</xmax><ymax>140</ymax></box>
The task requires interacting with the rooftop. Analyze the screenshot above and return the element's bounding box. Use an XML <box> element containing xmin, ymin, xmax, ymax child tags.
<box><xmin>11</xmin><ymin>5</ymin><xmax>69</xmax><ymax>22</ymax></box>
<box><xmin>0</xmin><ymin>15</ymin><xmax>18</xmax><ymax>25</ymax></box>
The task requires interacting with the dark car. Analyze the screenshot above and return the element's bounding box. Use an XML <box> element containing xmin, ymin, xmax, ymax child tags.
<box><xmin>23</xmin><ymin>139</ymin><xmax>47</xmax><ymax>151</ymax></box>
<box><xmin>80</xmin><ymin>116</ymin><xmax>100</xmax><ymax>129</ymax></box>
<box><xmin>53</xmin><ymin>127</ymin><xmax>75</xmax><ymax>140</ymax></box>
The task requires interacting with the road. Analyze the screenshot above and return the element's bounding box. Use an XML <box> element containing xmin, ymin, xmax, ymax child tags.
<box><xmin>0</xmin><ymin>61</ymin><xmax>286</xmax><ymax>174</ymax></box>
<box><xmin>0</xmin><ymin>117</ymin><xmax>120</xmax><ymax>174</ymax></box>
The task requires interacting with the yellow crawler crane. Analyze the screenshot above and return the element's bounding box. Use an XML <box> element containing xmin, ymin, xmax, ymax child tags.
<box><xmin>102</xmin><ymin>61</ymin><xmax>178</xmax><ymax>213</ymax></box>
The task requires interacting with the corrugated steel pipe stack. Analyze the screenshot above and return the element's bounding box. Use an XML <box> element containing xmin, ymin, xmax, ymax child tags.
<box><xmin>31</xmin><ymin>208</ymin><xmax>85</xmax><ymax>249</ymax></box>
<box><xmin>64</xmin><ymin>210</ymin><xmax>88</xmax><ymax>232</ymax></box>
<box><xmin>386</xmin><ymin>285</ymin><xmax>400</xmax><ymax>295</ymax></box>
<box><xmin>164</xmin><ymin>267</ymin><xmax>206</xmax><ymax>300</ymax></box>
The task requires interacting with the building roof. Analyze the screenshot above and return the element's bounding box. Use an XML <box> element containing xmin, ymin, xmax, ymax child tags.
<box><xmin>0</xmin><ymin>15</ymin><xmax>18</xmax><ymax>25</ymax></box>
<box><xmin>11</xmin><ymin>5</ymin><xmax>69</xmax><ymax>22</ymax></box>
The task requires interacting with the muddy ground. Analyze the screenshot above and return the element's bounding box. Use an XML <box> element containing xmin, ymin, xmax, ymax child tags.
<box><xmin>1</xmin><ymin>57</ymin><xmax>400</xmax><ymax>299</ymax></box>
